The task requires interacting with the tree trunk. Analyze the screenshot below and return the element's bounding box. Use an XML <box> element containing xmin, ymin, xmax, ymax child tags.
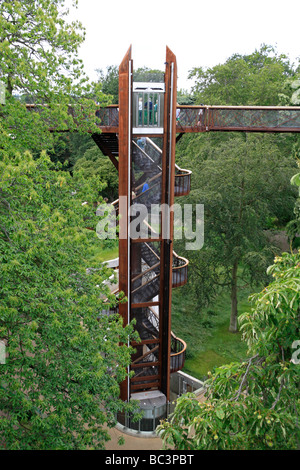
<box><xmin>229</xmin><ymin>260</ymin><xmax>238</xmax><ymax>333</ymax></box>
<box><xmin>7</xmin><ymin>74</ymin><xmax>13</xmax><ymax>96</ymax></box>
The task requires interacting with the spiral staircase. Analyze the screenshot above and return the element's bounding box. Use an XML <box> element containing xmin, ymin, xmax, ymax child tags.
<box><xmin>97</xmin><ymin>134</ymin><xmax>190</xmax><ymax>393</ymax></box>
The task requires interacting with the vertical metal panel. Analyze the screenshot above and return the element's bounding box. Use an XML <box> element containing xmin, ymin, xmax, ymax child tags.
<box><xmin>127</xmin><ymin>59</ymin><xmax>132</xmax><ymax>401</ymax></box>
<box><xmin>160</xmin><ymin>47</ymin><xmax>177</xmax><ymax>401</ymax></box>
<box><xmin>118</xmin><ymin>46</ymin><xmax>177</xmax><ymax>402</ymax></box>
<box><xmin>118</xmin><ymin>45</ymin><xmax>132</xmax><ymax>402</ymax></box>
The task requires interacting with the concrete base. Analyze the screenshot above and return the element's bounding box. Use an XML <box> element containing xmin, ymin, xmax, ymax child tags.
<box><xmin>170</xmin><ymin>370</ymin><xmax>204</xmax><ymax>397</ymax></box>
<box><xmin>117</xmin><ymin>372</ymin><xmax>205</xmax><ymax>436</ymax></box>
<box><xmin>130</xmin><ymin>390</ymin><xmax>166</xmax><ymax>419</ymax></box>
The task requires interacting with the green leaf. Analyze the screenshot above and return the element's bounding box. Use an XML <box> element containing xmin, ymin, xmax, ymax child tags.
<box><xmin>215</xmin><ymin>408</ymin><xmax>225</xmax><ymax>420</ymax></box>
<box><xmin>290</xmin><ymin>172</ymin><xmax>300</xmax><ymax>187</ymax></box>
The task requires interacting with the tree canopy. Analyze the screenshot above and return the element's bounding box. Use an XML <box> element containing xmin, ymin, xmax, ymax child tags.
<box><xmin>160</xmin><ymin>46</ymin><xmax>300</xmax><ymax>448</ymax></box>
<box><xmin>174</xmin><ymin>45</ymin><xmax>300</xmax><ymax>332</ymax></box>
<box><xmin>0</xmin><ymin>0</ymin><xmax>108</xmax><ymax>158</ymax></box>
<box><xmin>189</xmin><ymin>44</ymin><xmax>296</xmax><ymax>106</ymax></box>
<box><xmin>0</xmin><ymin>0</ymin><xmax>137</xmax><ymax>450</ymax></box>
<box><xmin>73</xmin><ymin>144</ymin><xmax>119</xmax><ymax>202</ymax></box>
<box><xmin>158</xmin><ymin>250</ymin><xmax>300</xmax><ymax>450</ymax></box>
<box><xmin>1</xmin><ymin>5</ymin><xmax>299</xmax><ymax>448</ymax></box>
<box><xmin>177</xmin><ymin>133</ymin><xmax>297</xmax><ymax>331</ymax></box>
<box><xmin>0</xmin><ymin>152</ymin><xmax>137</xmax><ymax>449</ymax></box>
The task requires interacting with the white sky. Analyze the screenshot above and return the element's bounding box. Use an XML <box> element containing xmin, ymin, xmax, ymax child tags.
<box><xmin>67</xmin><ymin>0</ymin><xmax>300</xmax><ymax>91</ymax></box>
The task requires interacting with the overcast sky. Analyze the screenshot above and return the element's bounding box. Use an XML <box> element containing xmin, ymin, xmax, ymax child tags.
<box><xmin>67</xmin><ymin>0</ymin><xmax>300</xmax><ymax>90</ymax></box>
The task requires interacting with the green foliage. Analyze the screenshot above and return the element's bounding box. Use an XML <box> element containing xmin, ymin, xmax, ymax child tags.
<box><xmin>96</xmin><ymin>66</ymin><xmax>119</xmax><ymax>104</ymax></box>
<box><xmin>279</xmin><ymin>76</ymin><xmax>300</xmax><ymax>105</ymax></box>
<box><xmin>287</xmin><ymin>158</ymin><xmax>300</xmax><ymax>248</ymax></box>
<box><xmin>94</xmin><ymin>66</ymin><xmax>165</xmax><ymax>106</ymax></box>
<box><xmin>133</xmin><ymin>67</ymin><xmax>164</xmax><ymax>83</ymax></box>
<box><xmin>177</xmin><ymin>44</ymin><xmax>300</xmax><ymax>332</ymax></box>
<box><xmin>158</xmin><ymin>252</ymin><xmax>300</xmax><ymax>450</ymax></box>
<box><xmin>189</xmin><ymin>44</ymin><xmax>296</xmax><ymax>106</ymax></box>
<box><xmin>0</xmin><ymin>0</ymin><xmax>109</xmax><ymax>158</ymax></box>
<box><xmin>47</xmin><ymin>133</ymin><xmax>99</xmax><ymax>172</ymax></box>
<box><xmin>73</xmin><ymin>144</ymin><xmax>119</xmax><ymax>201</ymax></box>
<box><xmin>177</xmin><ymin>90</ymin><xmax>195</xmax><ymax>105</ymax></box>
<box><xmin>0</xmin><ymin>0</ymin><xmax>85</xmax><ymax>97</ymax></box>
<box><xmin>177</xmin><ymin>133</ymin><xmax>297</xmax><ymax>331</ymax></box>
<box><xmin>0</xmin><ymin>152</ymin><xmax>137</xmax><ymax>449</ymax></box>
<box><xmin>160</xmin><ymin>44</ymin><xmax>300</xmax><ymax>448</ymax></box>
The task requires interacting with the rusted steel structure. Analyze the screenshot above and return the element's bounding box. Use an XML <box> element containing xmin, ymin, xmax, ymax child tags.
<box><xmin>111</xmin><ymin>46</ymin><xmax>188</xmax><ymax>403</ymax></box>
<box><xmin>91</xmin><ymin>49</ymin><xmax>300</xmax><ymax>406</ymax></box>
<box><xmin>24</xmin><ymin>47</ymin><xmax>300</xmax><ymax>414</ymax></box>
<box><xmin>91</xmin><ymin>50</ymin><xmax>300</xmax><ymax>412</ymax></box>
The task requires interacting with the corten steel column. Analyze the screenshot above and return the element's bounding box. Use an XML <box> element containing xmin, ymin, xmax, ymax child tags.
<box><xmin>118</xmin><ymin>46</ymin><xmax>177</xmax><ymax>402</ymax></box>
<box><xmin>118</xmin><ymin>46</ymin><xmax>132</xmax><ymax>402</ymax></box>
<box><xmin>160</xmin><ymin>47</ymin><xmax>177</xmax><ymax>400</ymax></box>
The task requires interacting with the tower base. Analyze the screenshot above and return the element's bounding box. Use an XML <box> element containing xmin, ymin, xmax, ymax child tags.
<box><xmin>116</xmin><ymin>372</ymin><xmax>204</xmax><ymax>435</ymax></box>
<box><xmin>117</xmin><ymin>390</ymin><xmax>167</xmax><ymax>433</ymax></box>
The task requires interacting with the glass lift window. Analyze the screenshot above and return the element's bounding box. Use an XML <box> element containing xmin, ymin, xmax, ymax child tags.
<box><xmin>132</xmin><ymin>82</ymin><xmax>165</xmax><ymax>133</ymax></box>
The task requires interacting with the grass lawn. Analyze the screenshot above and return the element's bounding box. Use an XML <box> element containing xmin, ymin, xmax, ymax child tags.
<box><xmin>95</xmin><ymin>245</ymin><xmax>119</xmax><ymax>263</ymax></box>
<box><xmin>84</xmin><ymin>233</ymin><xmax>119</xmax><ymax>265</ymax></box>
<box><xmin>171</xmin><ymin>284</ymin><xmax>255</xmax><ymax>381</ymax></box>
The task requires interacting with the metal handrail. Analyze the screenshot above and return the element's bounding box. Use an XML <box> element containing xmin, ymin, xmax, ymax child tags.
<box><xmin>148</xmin><ymin>307</ymin><xmax>186</xmax><ymax>371</ymax></box>
<box><xmin>172</xmin><ymin>251</ymin><xmax>189</xmax><ymax>269</ymax></box>
<box><xmin>131</xmin><ymin>262</ymin><xmax>160</xmax><ymax>283</ymax></box>
<box><xmin>25</xmin><ymin>104</ymin><xmax>300</xmax><ymax>133</ymax></box>
<box><xmin>175</xmin><ymin>166</ymin><xmax>192</xmax><ymax>176</ymax></box>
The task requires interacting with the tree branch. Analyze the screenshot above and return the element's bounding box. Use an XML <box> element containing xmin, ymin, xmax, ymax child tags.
<box><xmin>270</xmin><ymin>376</ymin><xmax>285</xmax><ymax>410</ymax></box>
<box><xmin>233</xmin><ymin>354</ymin><xmax>259</xmax><ymax>401</ymax></box>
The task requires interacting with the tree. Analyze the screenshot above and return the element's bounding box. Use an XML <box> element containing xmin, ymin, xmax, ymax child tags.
<box><xmin>177</xmin><ymin>133</ymin><xmax>297</xmax><ymax>332</ymax></box>
<box><xmin>133</xmin><ymin>67</ymin><xmax>164</xmax><ymax>83</ymax></box>
<box><xmin>189</xmin><ymin>44</ymin><xmax>296</xmax><ymax>106</ymax></box>
<box><xmin>73</xmin><ymin>144</ymin><xmax>119</xmax><ymax>202</ymax></box>
<box><xmin>158</xmin><ymin>251</ymin><xmax>300</xmax><ymax>450</ymax></box>
<box><xmin>176</xmin><ymin>45</ymin><xmax>299</xmax><ymax>332</ymax></box>
<box><xmin>96</xmin><ymin>66</ymin><xmax>119</xmax><ymax>105</ymax></box>
<box><xmin>0</xmin><ymin>152</ymin><xmax>138</xmax><ymax>449</ymax></box>
<box><xmin>0</xmin><ymin>0</ymin><xmax>105</xmax><ymax>158</ymax></box>
<box><xmin>177</xmin><ymin>89</ymin><xmax>195</xmax><ymax>106</ymax></box>
<box><xmin>95</xmin><ymin>65</ymin><xmax>165</xmax><ymax>107</ymax></box>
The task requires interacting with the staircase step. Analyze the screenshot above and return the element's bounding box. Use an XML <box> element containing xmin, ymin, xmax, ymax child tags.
<box><xmin>92</xmin><ymin>133</ymin><xmax>119</xmax><ymax>157</ymax></box>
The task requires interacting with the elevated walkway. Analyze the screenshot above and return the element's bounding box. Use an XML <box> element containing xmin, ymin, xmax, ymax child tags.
<box><xmin>25</xmin><ymin>103</ymin><xmax>300</xmax><ymax>134</ymax></box>
<box><xmin>96</xmin><ymin>104</ymin><xmax>300</xmax><ymax>134</ymax></box>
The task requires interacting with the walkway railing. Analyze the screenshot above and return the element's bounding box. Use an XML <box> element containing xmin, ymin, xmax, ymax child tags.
<box><xmin>96</xmin><ymin>105</ymin><xmax>119</xmax><ymax>130</ymax></box>
<box><xmin>176</xmin><ymin>105</ymin><xmax>300</xmax><ymax>133</ymax></box>
<box><xmin>174</xmin><ymin>165</ymin><xmax>191</xmax><ymax>197</ymax></box>
<box><xmin>24</xmin><ymin>103</ymin><xmax>300</xmax><ymax>133</ymax></box>
<box><xmin>147</xmin><ymin>307</ymin><xmax>186</xmax><ymax>373</ymax></box>
<box><xmin>96</xmin><ymin>105</ymin><xmax>300</xmax><ymax>133</ymax></box>
<box><xmin>170</xmin><ymin>334</ymin><xmax>186</xmax><ymax>373</ymax></box>
<box><xmin>101</xmin><ymin>299</ymin><xmax>186</xmax><ymax>374</ymax></box>
<box><xmin>172</xmin><ymin>251</ymin><xmax>189</xmax><ymax>287</ymax></box>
